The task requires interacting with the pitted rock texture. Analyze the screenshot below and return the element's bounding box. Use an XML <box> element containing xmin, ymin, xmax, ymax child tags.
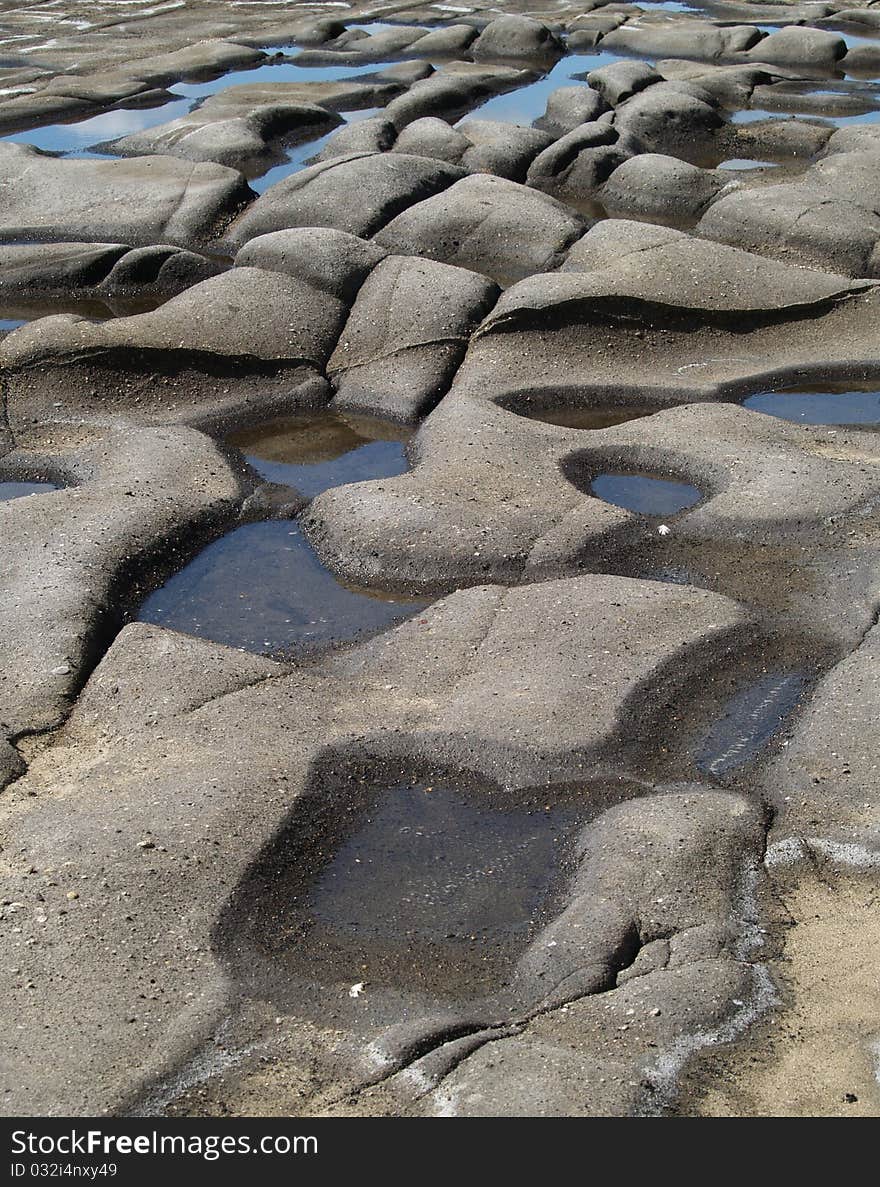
<box><xmin>2</xmin><ymin>0</ymin><xmax>880</xmax><ymax>1123</ymax></box>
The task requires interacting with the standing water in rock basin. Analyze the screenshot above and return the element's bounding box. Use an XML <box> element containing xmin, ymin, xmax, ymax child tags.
<box><xmin>3</xmin><ymin>0</ymin><xmax>880</xmax><ymax>1128</ymax></box>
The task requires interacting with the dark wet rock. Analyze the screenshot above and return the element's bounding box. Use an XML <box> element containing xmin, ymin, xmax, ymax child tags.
<box><xmin>0</xmin><ymin>425</ymin><xmax>246</xmax><ymax>743</ymax></box>
<box><xmin>698</xmin><ymin>151</ymin><xmax>880</xmax><ymax>276</ymax></box>
<box><xmin>612</xmin><ymin>84</ymin><xmax>724</xmax><ymax>164</ymax></box>
<box><xmin>602</xmin><ymin>21</ymin><xmax>762</xmax><ymax>62</ymax></box>
<box><xmin>470</xmin><ymin>15</ymin><xmax>563</xmax><ymax>64</ymax></box>
<box><xmin>381</xmin><ymin>62</ymin><xmax>534</xmax><ymax>129</ymax></box>
<box><xmin>392</xmin><ymin>117</ymin><xmax>473</xmax><ymax>163</ymax></box>
<box><xmin>374</xmin><ymin>172</ymin><xmax>586</xmax><ymax>285</ymax></box>
<box><xmin>747</xmin><ymin>26</ymin><xmax>847</xmax><ymax>68</ymax></box>
<box><xmin>526</xmin><ymin>123</ymin><xmax>627</xmax><ymax>205</ymax></box>
<box><xmin>227</xmin><ymin>152</ymin><xmax>465</xmax><ymax>246</ymax></box>
<box><xmin>457</xmin><ymin>119</ymin><xmax>553</xmax><ymax>180</ymax></box>
<box><xmin>0</xmin><ymin>242</ymin><xmax>221</xmax><ymax>299</ymax></box>
<box><xmin>235</xmin><ymin>228</ymin><xmax>386</xmax><ymax>301</ymax></box>
<box><xmin>103</xmin><ymin>100</ymin><xmax>342</xmax><ymax>170</ymax></box>
<box><xmin>600</xmin><ymin>154</ymin><xmax>728</xmax><ymax>223</ymax></box>
<box><xmin>0</xmin><ymin>143</ymin><xmax>251</xmax><ymax>248</ymax></box>
<box><xmin>312</xmin><ymin>116</ymin><xmax>397</xmax><ymax>162</ymax></box>
<box><xmin>533</xmin><ymin>84</ymin><xmax>609</xmax><ymax>137</ymax></box>
<box><xmin>588</xmin><ymin>60</ymin><xmax>663</xmax><ymax>107</ymax></box>
<box><xmin>327</xmin><ymin>255</ymin><xmax>498</xmax><ymax>422</ymax></box>
<box><xmin>0</xmin><ymin>267</ymin><xmax>342</xmax><ymax>431</ymax></box>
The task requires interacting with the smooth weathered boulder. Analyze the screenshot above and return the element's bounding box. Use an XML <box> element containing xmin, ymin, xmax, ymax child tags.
<box><xmin>381</xmin><ymin>63</ymin><xmax>534</xmax><ymax>129</ymax></box>
<box><xmin>392</xmin><ymin>116</ymin><xmax>472</xmax><ymax>163</ymax></box>
<box><xmin>588</xmin><ymin>60</ymin><xmax>663</xmax><ymax>107</ymax></box>
<box><xmin>613</xmin><ymin>84</ymin><xmax>724</xmax><ymax>164</ymax></box>
<box><xmin>0</xmin><ymin>143</ymin><xmax>251</xmax><ymax>248</ymax></box>
<box><xmin>533</xmin><ymin>84</ymin><xmax>609</xmax><ymax>136</ymax></box>
<box><xmin>748</xmin><ymin>26</ymin><xmax>847</xmax><ymax>68</ymax></box>
<box><xmin>0</xmin><ymin>424</ymin><xmax>248</xmax><ymax>744</ymax></box>
<box><xmin>457</xmin><ymin>119</ymin><xmax>553</xmax><ymax>180</ymax></box>
<box><xmin>227</xmin><ymin>152</ymin><xmax>465</xmax><ymax>245</ymax></box>
<box><xmin>234</xmin><ymin>227</ymin><xmax>386</xmax><ymax>300</ymax></box>
<box><xmin>602</xmin><ymin>21</ymin><xmax>761</xmax><ymax>62</ymax></box>
<box><xmin>527</xmin><ymin>123</ymin><xmax>629</xmax><ymax>206</ymax></box>
<box><xmin>601</xmin><ymin>154</ymin><xmax>728</xmax><ymax>223</ymax></box>
<box><xmin>0</xmin><ymin>242</ymin><xmax>221</xmax><ymax>298</ymax></box>
<box><xmin>312</xmin><ymin>116</ymin><xmax>396</xmax><ymax>161</ymax></box>
<box><xmin>375</xmin><ymin>173</ymin><xmax>586</xmax><ymax>284</ymax></box>
<box><xmin>470</xmin><ymin>16</ymin><xmax>563</xmax><ymax>64</ymax></box>
<box><xmin>0</xmin><ymin>571</ymin><xmax>764</xmax><ymax>1114</ymax></box>
<box><xmin>698</xmin><ymin>152</ymin><xmax>880</xmax><ymax>276</ymax></box>
<box><xmin>328</xmin><ymin>254</ymin><xmax>498</xmax><ymax>421</ymax></box>
<box><xmin>1</xmin><ymin>267</ymin><xmax>343</xmax><ymax>431</ymax></box>
<box><xmin>102</xmin><ymin>100</ymin><xmax>342</xmax><ymax>170</ymax></box>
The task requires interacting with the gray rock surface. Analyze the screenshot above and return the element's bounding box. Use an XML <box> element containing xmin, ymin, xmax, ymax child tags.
<box><xmin>375</xmin><ymin>172</ymin><xmax>586</xmax><ymax>284</ymax></box>
<box><xmin>328</xmin><ymin>254</ymin><xmax>498</xmax><ymax>421</ymax></box>
<box><xmin>227</xmin><ymin>151</ymin><xmax>465</xmax><ymax>244</ymax></box>
<box><xmin>0</xmin><ymin>142</ymin><xmax>251</xmax><ymax>247</ymax></box>
<box><xmin>0</xmin><ymin>267</ymin><xmax>341</xmax><ymax>431</ymax></box>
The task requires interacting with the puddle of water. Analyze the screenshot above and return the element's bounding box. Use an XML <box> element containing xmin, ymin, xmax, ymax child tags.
<box><xmin>0</xmin><ymin>294</ymin><xmax>167</xmax><ymax>323</ymax></box>
<box><xmin>0</xmin><ymin>480</ymin><xmax>57</xmax><ymax>500</ymax></box>
<box><xmin>1</xmin><ymin>58</ymin><xmax>399</xmax><ymax>159</ymax></box>
<box><xmin>743</xmin><ymin>383</ymin><xmax>880</xmax><ymax>426</ymax></box>
<box><xmin>222</xmin><ymin>778</ymin><xmax>585</xmax><ymax>1004</ymax></box>
<box><xmin>136</xmin><ymin>520</ymin><xmax>426</xmax><ymax>655</ymax></box>
<box><xmin>522</xmin><ymin>405</ymin><xmax>659</xmax><ymax>430</ymax></box>
<box><xmin>226</xmin><ymin>411</ymin><xmax>409</xmax><ymax>499</ymax></box>
<box><xmin>590</xmin><ymin>472</ymin><xmax>702</xmax><ymax>516</ymax></box>
<box><xmin>717</xmin><ymin>157</ymin><xmax>778</xmax><ymax>170</ymax></box>
<box><xmin>695</xmin><ymin>670</ymin><xmax>808</xmax><ymax>776</ymax></box>
<box><xmin>636</xmin><ymin>0</ymin><xmax>702</xmax><ymax>10</ymax></box>
<box><xmin>2</xmin><ymin>95</ymin><xmax>192</xmax><ymax>156</ymax></box>
<box><xmin>733</xmin><ymin>105</ymin><xmax>880</xmax><ymax>128</ymax></box>
<box><xmin>460</xmin><ymin>51</ymin><xmax>626</xmax><ymax>125</ymax></box>
<box><xmin>247</xmin><ymin>106</ymin><xmax>383</xmax><ymax>194</ymax></box>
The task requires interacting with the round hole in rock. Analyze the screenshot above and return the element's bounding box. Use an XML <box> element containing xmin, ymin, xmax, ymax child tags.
<box><xmin>589</xmin><ymin>473</ymin><xmax>702</xmax><ymax>516</ymax></box>
<box><xmin>226</xmin><ymin>411</ymin><xmax>410</xmax><ymax>499</ymax></box>
<box><xmin>136</xmin><ymin>520</ymin><xmax>427</xmax><ymax>656</ymax></box>
<box><xmin>0</xmin><ymin>480</ymin><xmax>57</xmax><ymax>501</ymax></box>
<box><xmin>217</xmin><ymin>777</ymin><xmax>588</xmax><ymax>1014</ymax></box>
<box><xmin>501</xmin><ymin>395</ymin><xmax>662</xmax><ymax>431</ymax></box>
<box><xmin>742</xmin><ymin>382</ymin><xmax>880</xmax><ymax>426</ymax></box>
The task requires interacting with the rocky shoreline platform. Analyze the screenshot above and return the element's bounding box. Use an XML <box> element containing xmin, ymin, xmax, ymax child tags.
<box><xmin>0</xmin><ymin>0</ymin><xmax>878</xmax><ymax>1119</ymax></box>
